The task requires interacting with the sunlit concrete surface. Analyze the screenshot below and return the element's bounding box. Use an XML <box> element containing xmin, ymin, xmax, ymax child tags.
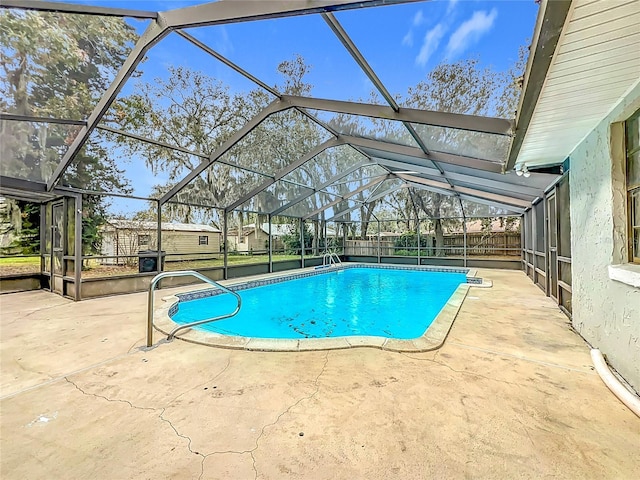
<box><xmin>1</xmin><ymin>269</ymin><xmax>639</xmax><ymax>479</ymax></box>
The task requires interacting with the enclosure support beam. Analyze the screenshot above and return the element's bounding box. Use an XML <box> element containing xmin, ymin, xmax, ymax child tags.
<box><xmin>97</xmin><ymin>125</ymin><xmax>276</xmax><ymax>179</ymax></box>
<box><xmin>156</xmin><ymin>200</ymin><xmax>162</xmax><ymax>273</ymax></box>
<box><xmin>322</xmin><ymin>13</ymin><xmax>398</xmax><ymax>110</ymax></box>
<box><xmin>374</xmin><ymin>158</ymin><xmax>543</xmax><ymax>198</ymax></box>
<box><xmin>377</xmin><ymin>220</ymin><xmax>381</xmax><ymax>264</ymax></box>
<box><xmin>175</xmin><ymin>31</ymin><xmax>281</xmax><ymax>97</ymax></box>
<box><xmin>270</xmin><ymin>160</ymin><xmax>369</xmax><ymax>216</ymax></box>
<box><xmin>223</xmin><ymin>211</ymin><xmax>229</xmax><ymax>280</ymax></box>
<box><xmin>299</xmin><ymin>218</ymin><xmax>305</xmax><ymax>269</ymax></box>
<box><xmin>74</xmin><ymin>193</ymin><xmax>83</xmax><ymax>301</ymax></box>
<box><xmin>97</xmin><ymin>125</ymin><xmax>209</xmax><ymax>159</ymax></box>
<box><xmin>172</xmin><ymin>29</ymin><xmax>373</xmax><ymax>168</ymax></box>
<box><xmin>406</xmin><ymin>181</ymin><xmax>527</xmax><ymax>214</ymax></box>
<box><xmin>456</xmin><ymin>194</ymin><xmax>525</xmax><ymax>214</ymax></box>
<box><xmin>282</xmin><ymin>96</ymin><xmax>513</xmax><ymax>136</ymax></box>
<box><xmin>160</xmin><ymin>99</ymin><xmax>287</xmax><ymax>204</ymax></box>
<box><xmin>39</xmin><ymin>204</ymin><xmax>45</xmax><ymax>288</ymax></box>
<box><xmin>303</xmin><ymin>175</ymin><xmax>389</xmax><ymax>220</ymax></box>
<box><xmin>398</xmin><ymin>174</ymin><xmax>531</xmax><ymax>208</ymax></box>
<box><xmin>162</xmin><ymin>0</ymin><xmax>413</xmax><ymax>29</ymax></box>
<box><xmin>327</xmin><ymin>183</ymin><xmax>404</xmax><ymax>222</ymax></box>
<box><xmin>341</xmin><ymin>135</ymin><xmax>504</xmax><ymax>173</ymax></box>
<box><xmin>543</xmin><ymin>196</ymin><xmax>549</xmax><ymax>296</ymax></box>
<box><xmin>1</xmin><ymin>0</ymin><xmax>158</xmax><ymax>19</ymax></box>
<box><xmin>0</xmin><ymin>113</ymin><xmax>87</xmax><ymax>126</ymax></box>
<box><xmin>268</xmin><ymin>215</ymin><xmax>273</xmax><ymax>273</ymax></box>
<box><xmin>460</xmin><ymin>198</ymin><xmax>467</xmax><ymax>268</ymax></box>
<box><xmin>225</xmin><ymin>138</ymin><xmax>342</xmax><ymax>212</ymax></box>
<box><xmin>342</xmin><ymin>223</ymin><xmax>347</xmax><ymax>258</ymax></box>
<box><xmin>321</xmin><ymin>13</ymin><xmax>458</xmax><ymax>188</ymax></box>
<box><xmin>48</xmin><ymin>20</ymin><xmax>168</xmax><ymax>191</ymax></box>
<box><xmin>417</xmin><ymin>218</ymin><xmax>421</xmax><ymax>265</ymax></box>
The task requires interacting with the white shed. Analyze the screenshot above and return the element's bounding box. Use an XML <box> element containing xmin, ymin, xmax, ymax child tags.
<box><xmin>100</xmin><ymin>220</ymin><xmax>222</xmax><ymax>265</ymax></box>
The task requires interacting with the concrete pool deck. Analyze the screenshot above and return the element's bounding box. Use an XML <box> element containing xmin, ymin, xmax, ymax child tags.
<box><xmin>1</xmin><ymin>269</ymin><xmax>639</xmax><ymax>479</ymax></box>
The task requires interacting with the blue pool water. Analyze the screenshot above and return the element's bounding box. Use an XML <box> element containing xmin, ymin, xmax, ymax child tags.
<box><xmin>171</xmin><ymin>267</ymin><xmax>467</xmax><ymax>340</ymax></box>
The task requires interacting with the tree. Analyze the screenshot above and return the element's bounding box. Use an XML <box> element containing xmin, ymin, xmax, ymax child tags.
<box><xmin>16</xmin><ymin>202</ymin><xmax>39</xmax><ymax>254</ymax></box>
<box><xmin>1</xmin><ymin>9</ymin><xmax>137</xmax><ymax>178</ymax></box>
<box><xmin>112</xmin><ymin>55</ymin><xmax>330</xmax><ymax>224</ymax></box>
<box><xmin>1</xmin><ymin>9</ymin><xmax>137</xmax><ymax>254</ymax></box>
<box><xmin>386</xmin><ymin>57</ymin><xmax>525</xmax><ymax>255</ymax></box>
<box><xmin>281</xmin><ymin>222</ymin><xmax>313</xmax><ymax>255</ymax></box>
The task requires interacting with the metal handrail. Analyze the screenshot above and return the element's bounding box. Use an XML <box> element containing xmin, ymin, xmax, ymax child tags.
<box><xmin>147</xmin><ymin>270</ymin><xmax>242</xmax><ymax>347</ymax></box>
<box><xmin>322</xmin><ymin>252</ymin><xmax>343</xmax><ymax>267</ymax></box>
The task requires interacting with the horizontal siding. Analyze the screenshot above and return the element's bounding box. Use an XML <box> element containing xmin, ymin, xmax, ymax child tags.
<box><xmin>163</xmin><ymin>232</ymin><xmax>220</xmax><ymax>256</ymax></box>
<box><xmin>555</xmin><ymin>31</ymin><xmax>640</xmax><ymax>63</ymax></box>
<box><xmin>571</xmin><ymin>0</ymin><xmax>635</xmax><ymax>21</ymax></box>
<box><xmin>560</xmin><ymin>22</ymin><xmax>638</xmax><ymax>53</ymax></box>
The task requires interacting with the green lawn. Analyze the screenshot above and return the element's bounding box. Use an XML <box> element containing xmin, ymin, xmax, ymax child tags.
<box><xmin>0</xmin><ymin>254</ymin><xmax>311</xmax><ymax>278</ymax></box>
<box><xmin>0</xmin><ymin>256</ymin><xmax>40</xmax><ymax>265</ymax></box>
<box><xmin>0</xmin><ymin>256</ymin><xmax>41</xmax><ymax>275</ymax></box>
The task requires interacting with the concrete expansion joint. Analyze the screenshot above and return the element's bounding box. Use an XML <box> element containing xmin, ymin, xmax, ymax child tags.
<box><xmin>15</xmin><ymin>358</ymin><xmax>54</xmax><ymax>381</ymax></box>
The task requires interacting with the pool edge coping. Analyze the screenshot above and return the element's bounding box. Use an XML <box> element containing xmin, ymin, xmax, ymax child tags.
<box><xmin>153</xmin><ymin>263</ymin><xmax>482</xmax><ymax>353</ymax></box>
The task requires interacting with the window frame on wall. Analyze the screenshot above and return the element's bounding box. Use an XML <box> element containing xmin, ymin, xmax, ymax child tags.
<box><xmin>626</xmin><ymin>108</ymin><xmax>640</xmax><ymax>264</ymax></box>
<box><xmin>198</xmin><ymin>235</ymin><xmax>209</xmax><ymax>246</ymax></box>
<box><xmin>138</xmin><ymin>234</ymin><xmax>150</xmax><ymax>246</ymax></box>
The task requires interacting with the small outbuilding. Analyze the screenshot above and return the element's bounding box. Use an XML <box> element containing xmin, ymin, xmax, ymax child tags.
<box><xmin>226</xmin><ymin>223</ymin><xmax>292</xmax><ymax>254</ymax></box>
<box><xmin>100</xmin><ymin>220</ymin><xmax>221</xmax><ymax>265</ymax></box>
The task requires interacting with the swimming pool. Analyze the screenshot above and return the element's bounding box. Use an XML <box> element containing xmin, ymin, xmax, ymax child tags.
<box><xmin>164</xmin><ymin>265</ymin><xmax>474</xmax><ymax>350</ymax></box>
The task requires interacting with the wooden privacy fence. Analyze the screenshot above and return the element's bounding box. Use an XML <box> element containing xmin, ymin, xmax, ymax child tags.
<box><xmin>345</xmin><ymin>232</ymin><xmax>521</xmax><ymax>257</ymax></box>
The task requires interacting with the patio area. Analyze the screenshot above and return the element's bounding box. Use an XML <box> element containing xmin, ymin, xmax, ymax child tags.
<box><xmin>2</xmin><ymin>268</ymin><xmax>638</xmax><ymax>479</ymax></box>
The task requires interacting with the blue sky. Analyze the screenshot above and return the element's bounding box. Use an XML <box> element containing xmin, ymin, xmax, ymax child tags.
<box><xmin>65</xmin><ymin>0</ymin><xmax>539</xmax><ymax>101</ymax></box>
<box><xmin>51</xmin><ymin>1</ymin><xmax>539</xmax><ymax>212</ymax></box>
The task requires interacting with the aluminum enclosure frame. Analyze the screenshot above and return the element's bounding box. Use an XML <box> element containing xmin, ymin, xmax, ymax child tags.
<box><xmin>1</xmin><ymin>0</ymin><xmax>551</xmax><ymax>225</ymax></box>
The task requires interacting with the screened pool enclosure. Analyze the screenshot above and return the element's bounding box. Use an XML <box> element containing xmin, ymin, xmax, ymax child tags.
<box><xmin>0</xmin><ymin>0</ymin><xmax>564</xmax><ymax>301</ymax></box>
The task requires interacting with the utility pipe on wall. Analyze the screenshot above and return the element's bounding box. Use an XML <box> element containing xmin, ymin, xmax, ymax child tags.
<box><xmin>591</xmin><ymin>349</ymin><xmax>640</xmax><ymax>418</ymax></box>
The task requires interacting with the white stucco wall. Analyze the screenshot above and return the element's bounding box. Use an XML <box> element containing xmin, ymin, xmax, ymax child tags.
<box><xmin>569</xmin><ymin>82</ymin><xmax>640</xmax><ymax>392</ymax></box>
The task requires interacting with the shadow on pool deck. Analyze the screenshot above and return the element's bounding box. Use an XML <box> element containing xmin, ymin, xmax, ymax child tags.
<box><xmin>1</xmin><ymin>269</ymin><xmax>638</xmax><ymax>479</ymax></box>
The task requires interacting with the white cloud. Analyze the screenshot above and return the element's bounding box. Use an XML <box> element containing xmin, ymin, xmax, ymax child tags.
<box><xmin>445</xmin><ymin>8</ymin><xmax>497</xmax><ymax>59</ymax></box>
<box><xmin>447</xmin><ymin>0</ymin><xmax>459</xmax><ymax>15</ymax></box>
<box><xmin>415</xmin><ymin>23</ymin><xmax>447</xmax><ymax>67</ymax></box>
<box><xmin>402</xmin><ymin>30</ymin><xmax>414</xmax><ymax>47</ymax></box>
<box><xmin>402</xmin><ymin>10</ymin><xmax>425</xmax><ymax>47</ymax></box>
<box><xmin>413</xmin><ymin>10</ymin><xmax>425</xmax><ymax>27</ymax></box>
<box><xmin>216</xmin><ymin>26</ymin><xmax>234</xmax><ymax>56</ymax></box>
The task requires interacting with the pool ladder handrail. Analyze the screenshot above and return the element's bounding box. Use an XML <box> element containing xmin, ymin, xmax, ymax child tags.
<box><xmin>322</xmin><ymin>252</ymin><xmax>342</xmax><ymax>267</ymax></box>
<box><xmin>147</xmin><ymin>270</ymin><xmax>242</xmax><ymax>347</ymax></box>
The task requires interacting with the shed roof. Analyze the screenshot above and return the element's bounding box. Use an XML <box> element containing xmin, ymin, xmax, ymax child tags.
<box><xmin>105</xmin><ymin>220</ymin><xmax>221</xmax><ymax>233</ymax></box>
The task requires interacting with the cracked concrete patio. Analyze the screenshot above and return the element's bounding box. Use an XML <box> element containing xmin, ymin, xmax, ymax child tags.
<box><xmin>1</xmin><ymin>269</ymin><xmax>639</xmax><ymax>479</ymax></box>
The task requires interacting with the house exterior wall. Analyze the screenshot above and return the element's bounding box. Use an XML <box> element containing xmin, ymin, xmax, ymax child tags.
<box><xmin>569</xmin><ymin>82</ymin><xmax>640</xmax><ymax>391</ymax></box>
<box><xmin>162</xmin><ymin>231</ymin><xmax>220</xmax><ymax>259</ymax></box>
<box><xmin>228</xmin><ymin>230</ymin><xmax>269</xmax><ymax>253</ymax></box>
<box><xmin>101</xmin><ymin>228</ymin><xmax>221</xmax><ymax>263</ymax></box>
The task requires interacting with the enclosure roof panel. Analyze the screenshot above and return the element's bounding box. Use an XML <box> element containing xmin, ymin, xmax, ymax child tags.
<box><xmin>0</xmin><ymin>0</ymin><xmax>554</xmax><ymax>218</ymax></box>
